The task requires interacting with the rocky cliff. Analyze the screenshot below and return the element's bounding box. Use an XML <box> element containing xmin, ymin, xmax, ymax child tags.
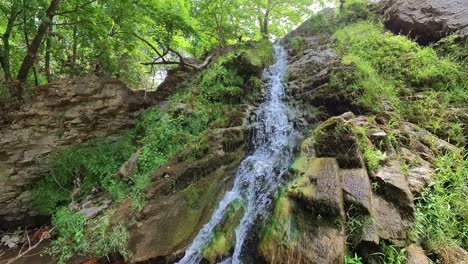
<box><xmin>0</xmin><ymin>75</ymin><xmax>156</xmax><ymax>229</ymax></box>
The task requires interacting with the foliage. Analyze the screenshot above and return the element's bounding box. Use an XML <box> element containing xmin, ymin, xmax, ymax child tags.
<box><xmin>48</xmin><ymin>207</ymin><xmax>130</xmax><ymax>264</ymax></box>
<box><xmin>334</xmin><ymin>21</ymin><xmax>464</xmax><ymax>111</ymax></box>
<box><xmin>32</xmin><ymin>133</ymin><xmax>136</xmax><ymax>214</ymax></box>
<box><xmin>414</xmin><ymin>152</ymin><xmax>468</xmax><ymax>252</ymax></box>
<box><xmin>48</xmin><ymin>207</ymin><xmax>87</xmax><ymax>264</ymax></box>
<box><xmin>335</xmin><ymin>0</ymin><xmax>372</xmax><ymax>25</ymax></box>
<box><xmin>370</xmin><ymin>243</ymin><xmax>407</xmax><ymax>264</ymax></box>
<box><xmin>332</xmin><ymin>20</ymin><xmax>467</xmax><ymax>146</ymax></box>
<box><xmin>0</xmin><ymin>0</ymin><xmax>316</xmax><ymax>93</ymax></box>
<box><xmin>345</xmin><ymin>254</ymin><xmax>364</xmax><ymax>264</ymax></box>
<box><xmin>345</xmin><ymin>204</ymin><xmax>373</xmax><ymax>246</ymax></box>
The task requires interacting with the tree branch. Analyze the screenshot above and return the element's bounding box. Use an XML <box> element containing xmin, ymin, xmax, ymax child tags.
<box><xmin>130</xmin><ymin>32</ymin><xmax>165</xmax><ymax>62</ymax></box>
<box><xmin>55</xmin><ymin>0</ymin><xmax>97</xmax><ymax>16</ymax></box>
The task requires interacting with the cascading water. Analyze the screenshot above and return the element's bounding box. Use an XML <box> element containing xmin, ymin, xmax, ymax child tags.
<box><xmin>177</xmin><ymin>44</ymin><xmax>297</xmax><ymax>264</ymax></box>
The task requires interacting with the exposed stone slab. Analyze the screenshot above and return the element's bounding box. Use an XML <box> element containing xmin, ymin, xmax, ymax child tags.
<box><xmin>381</xmin><ymin>0</ymin><xmax>468</xmax><ymax>44</ymax></box>
<box><xmin>341</xmin><ymin>168</ymin><xmax>372</xmax><ymax>213</ymax></box>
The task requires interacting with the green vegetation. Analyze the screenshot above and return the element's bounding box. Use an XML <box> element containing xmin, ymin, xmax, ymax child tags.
<box><xmin>48</xmin><ymin>207</ymin><xmax>130</xmax><ymax>264</ymax></box>
<box><xmin>201</xmin><ymin>200</ymin><xmax>244</xmax><ymax>262</ymax></box>
<box><xmin>30</xmin><ymin>40</ymin><xmax>273</xmax><ymax>262</ymax></box>
<box><xmin>414</xmin><ymin>152</ymin><xmax>468</xmax><ymax>252</ymax></box>
<box><xmin>345</xmin><ymin>205</ymin><xmax>373</xmax><ymax>246</ymax></box>
<box><xmin>32</xmin><ymin>133</ymin><xmax>137</xmax><ymax>214</ymax></box>
<box><xmin>331</xmin><ymin>18</ymin><xmax>467</xmax><ymax>146</ymax></box>
<box><xmin>0</xmin><ymin>0</ymin><xmax>316</xmax><ymax>100</ymax></box>
<box><xmin>345</xmin><ymin>254</ymin><xmax>363</xmax><ymax>264</ymax></box>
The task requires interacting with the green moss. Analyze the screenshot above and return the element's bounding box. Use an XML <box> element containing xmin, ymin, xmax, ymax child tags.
<box><xmin>353</xmin><ymin>126</ymin><xmax>388</xmax><ymax>173</ymax></box>
<box><xmin>312</xmin><ymin>117</ymin><xmax>362</xmax><ymax>168</ymax></box>
<box><xmin>181</xmin><ymin>182</ymin><xmax>205</xmax><ymax>208</ymax></box>
<box><xmin>258</xmin><ymin>191</ymin><xmax>298</xmax><ymax>256</ymax></box>
<box><xmin>290</xmin><ymin>36</ymin><xmax>308</xmax><ymax>55</ymax></box>
<box><xmin>290</xmin><ymin>156</ymin><xmax>308</xmax><ymax>174</ymax></box>
<box><xmin>201</xmin><ymin>200</ymin><xmax>244</xmax><ymax>262</ymax></box>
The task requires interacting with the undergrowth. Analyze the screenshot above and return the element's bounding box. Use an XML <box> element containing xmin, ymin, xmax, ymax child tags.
<box><xmin>413</xmin><ymin>152</ymin><xmax>468</xmax><ymax>253</ymax></box>
<box><xmin>332</xmin><ymin>19</ymin><xmax>467</xmax><ymax>146</ymax></box>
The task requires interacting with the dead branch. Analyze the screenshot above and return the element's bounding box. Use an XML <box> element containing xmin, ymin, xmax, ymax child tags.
<box><xmin>0</xmin><ymin>227</ymin><xmax>54</xmax><ymax>264</ymax></box>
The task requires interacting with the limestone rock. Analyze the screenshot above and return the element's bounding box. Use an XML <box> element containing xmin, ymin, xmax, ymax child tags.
<box><xmin>381</xmin><ymin>0</ymin><xmax>468</xmax><ymax>44</ymax></box>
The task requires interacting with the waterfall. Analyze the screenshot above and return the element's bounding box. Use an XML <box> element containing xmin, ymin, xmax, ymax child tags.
<box><xmin>177</xmin><ymin>44</ymin><xmax>297</xmax><ymax>264</ymax></box>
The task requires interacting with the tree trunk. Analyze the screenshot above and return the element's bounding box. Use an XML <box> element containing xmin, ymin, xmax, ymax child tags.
<box><xmin>261</xmin><ymin>9</ymin><xmax>270</xmax><ymax>38</ymax></box>
<box><xmin>45</xmin><ymin>28</ymin><xmax>52</xmax><ymax>82</ymax></box>
<box><xmin>71</xmin><ymin>25</ymin><xmax>78</xmax><ymax>74</ymax></box>
<box><xmin>16</xmin><ymin>0</ymin><xmax>61</xmax><ymax>85</ymax></box>
<box><xmin>261</xmin><ymin>0</ymin><xmax>272</xmax><ymax>39</ymax></box>
<box><xmin>22</xmin><ymin>2</ymin><xmax>39</xmax><ymax>86</ymax></box>
<box><xmin>1</xmin><ymin>3</ymin><xmax>21</xmax><ymax>82</ymax></box>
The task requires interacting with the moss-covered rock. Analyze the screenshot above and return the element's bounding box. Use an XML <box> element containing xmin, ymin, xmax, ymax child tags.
<box><xmin>312</xmin><ymin>116</ymin><xmax>363</xmax><ymax>168</ymax></box>
<box><xmin>201</xmin><ymin>200</ymin><xmax>244</xmax><ymax>263</ymax></box>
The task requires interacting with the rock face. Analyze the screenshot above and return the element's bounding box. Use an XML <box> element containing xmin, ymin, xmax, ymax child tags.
<box><xmin>261</xmin><ymin>107</ymin><xmax>456</xmax><ymax>263</ymax></box>
<box><xmin>0</xmin><ymin>75</ymin><xmax>156</xmax><ymax>229</ymax></box>
<box><xmin>381</xmin><ymin>0</ymin><xmax>468</xmax><ymax>44</ymax></box>
<box><xmin>111</xmin><ymin>125</ymin><xmax>249</xmax><ymax>263</ymax></box>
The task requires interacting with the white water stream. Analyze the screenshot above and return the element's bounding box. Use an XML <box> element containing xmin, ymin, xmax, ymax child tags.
<box><xmin>177</xmin><ymin>44</ymin><xmax>297</xmax><ymax>264</ymax></box>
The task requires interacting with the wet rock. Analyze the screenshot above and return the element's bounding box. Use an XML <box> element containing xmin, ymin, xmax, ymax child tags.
<box><xmin>381</xmin><ymin>0</ymin><xmax>468</xmax><ymax>44</ymax></box>
<box><xmin>373</xmin><ymin>159</ymin><xmax>414</xmax><ymax>215</ymax></box>
<box><xmin>0</xmin><ymin>75</ymin><xmax>156</xmax><ymax>229</ymax></box>
<box><xmin>111</xmin><ymin>127</ymin><xmax>248</xmax><ymax>262</ymax></box>
<box><xmin>290</xmin><ymin>158</ymin><xmax>345</xmax><ymax>220</ymax></box>
<box><xmin>341</xmin><ymin>168</ymin><xmax>372</xmax><ymax>213</ymax></box>
<box><xmin>406</xmin><ymin>244</ymin><xmax>429</xmax><ymax>264</ymax></box>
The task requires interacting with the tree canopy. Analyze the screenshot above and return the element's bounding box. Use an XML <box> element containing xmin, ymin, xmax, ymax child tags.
<box><xmin>0</xmin><ymin>0</ymin><xmax>324</xmax><ymax>100</ymax></box>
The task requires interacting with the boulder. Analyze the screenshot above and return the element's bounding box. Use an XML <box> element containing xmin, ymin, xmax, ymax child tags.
<box><xmin>0</xmin><ymin>75</ymin><xmax>156</xmax><ymax>229</ymax></box>
<box><xmin>381</xmin><ymin>0</ymin><xmax>468</xmax><ymax>44</ymax></box>
<box><xmin>406</xmin><ymin>244</ymin><xmax>430</xmax><ymax>264</ymax></box>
